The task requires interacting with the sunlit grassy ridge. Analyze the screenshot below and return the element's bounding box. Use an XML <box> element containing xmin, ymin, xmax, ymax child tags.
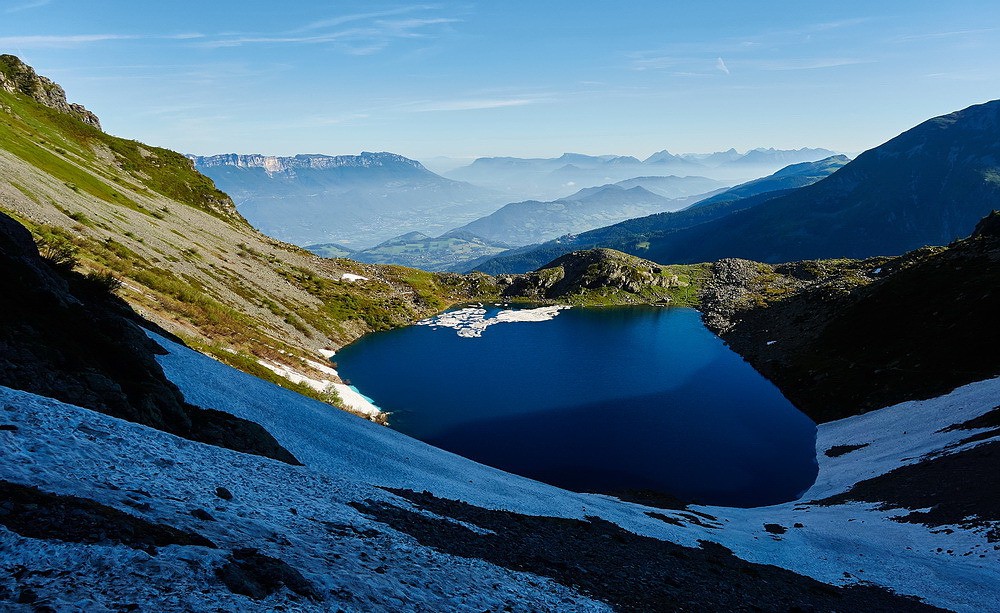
<box><xmin>0</xmin><ymin>68</ymin><xmax>487</xmax><ymax>417</ymax></box>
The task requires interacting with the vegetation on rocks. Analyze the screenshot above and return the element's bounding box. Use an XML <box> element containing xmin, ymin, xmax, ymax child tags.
<box><xmin>700</xmin><ymin>211</ymin><xmax>1000</xmax><ymax>422</ymax></box>
<box><xmin>497</xmin><ymin>248</ymin><xmax>708</xmax><ymax>307</ymax></box>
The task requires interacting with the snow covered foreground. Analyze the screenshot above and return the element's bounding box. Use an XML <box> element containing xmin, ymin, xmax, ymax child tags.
<box><xmin>0</xmin><ymin>330</ymin><xmax>998</xmax><ymax>611</ymax></box>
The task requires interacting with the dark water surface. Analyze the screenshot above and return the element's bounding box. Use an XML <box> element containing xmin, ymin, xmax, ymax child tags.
<box><xmin>336</xmin><ymin>306</ymin><xmax>817</xmax><ymax>507</ymax></box>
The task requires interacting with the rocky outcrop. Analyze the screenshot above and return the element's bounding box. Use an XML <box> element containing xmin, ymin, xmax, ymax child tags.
<box><xmin>498</xmin><ymin>248</ymin><xmax>684</xmax><ymax>303</ymax></box>
<box><xmin>700</xmin><ymin>211</ymin><xmax>1000</xmax><ymax>422</ymax></box>
<box><xmin>0</xmin><ymin>54</ymin><xmax>101</xmax><ymax>129</ymax></box>
<box><xmin>0</xmin><ymin>210</ymin><xmax>299</xmax><ymax>464</ymax></box>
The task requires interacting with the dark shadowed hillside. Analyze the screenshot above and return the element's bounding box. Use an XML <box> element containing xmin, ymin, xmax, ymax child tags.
<box><xmin>640</xmin><ymin>101</ymin><xmax>1000</xmax><ymax>265</ymax></box>
<box><xmin>0</xmin><ymin>210</ymin><xmax>297</xmax><ymax>464</ymax></box>
<box><xmin>701</xmin><ymin>211</ymin><xmax>1000</xmax><ymax>423</ymax></box>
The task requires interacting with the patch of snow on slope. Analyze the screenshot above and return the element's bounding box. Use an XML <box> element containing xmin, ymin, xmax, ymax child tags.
<box><xmin>0</xmin><ymin>386</ymin><xmax>611</xmax><ymax>612</ymax></box>
<box><xmin>804</xmin><ymin>377</ymin><xmax>1000</xmax><ymax>500</ymax></box>
<box><xmin>255</xmin><ymin>358</ymin><xmax>381</xmax><ymax>419</ymax></box>
<box><xmin>333</xmin><ymin>383</ymin><xmax>382</xmax><ymax>418</ymax></box>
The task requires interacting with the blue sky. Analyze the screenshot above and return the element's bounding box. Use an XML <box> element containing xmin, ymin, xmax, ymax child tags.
<box><xmin>2</xmin><ymin>1</ymin><xmax>999</xmax><ymax>161</ymax></box>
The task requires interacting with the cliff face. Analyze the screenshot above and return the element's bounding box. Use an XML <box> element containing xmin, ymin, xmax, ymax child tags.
<box><xmin>0</xmin><ymin>54</ymin><xmax>101</xmax><ymax>130</ymax></box>
<box><xmin>189</xmin><ymin>152</ymin><xmax>427</xmax><ymax>175</ymax></box>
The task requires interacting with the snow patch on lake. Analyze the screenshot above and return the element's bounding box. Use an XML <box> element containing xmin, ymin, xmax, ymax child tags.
<box><xmin>417</xmin><ymin>305</ymin><xmax>570</xmax><ymax>338</ymax></box>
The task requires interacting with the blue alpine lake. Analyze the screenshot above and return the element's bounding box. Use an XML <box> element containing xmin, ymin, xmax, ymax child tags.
<box><xmin>336</xmin><ymin>306</ymin><xmax>818</xmax><ymax>507</ymax></box>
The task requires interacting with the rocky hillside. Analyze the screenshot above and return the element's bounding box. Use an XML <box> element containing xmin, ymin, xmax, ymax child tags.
<box><xmin>0</xmin><ymin>208</ymin><xmax>296</xmax><ymax>464</ymax></box>
<box><xmin>497</xmin><ymin>248</ymin><xmax>706</xmax><ymax>306</ymax></box>
<box><xmin>0</xmin><ymin>54</ymin><xmax>101</xmax><ymax>129</ymax></box>
<box><xmin>700</xmin><ymin>211</ymin><xmax>1000</xmax><ymax>423</ymax></box>
<box><xmin>0</xmin><ymin>55</ymin><xmax>490</xmax><ymax>417</ymax></box>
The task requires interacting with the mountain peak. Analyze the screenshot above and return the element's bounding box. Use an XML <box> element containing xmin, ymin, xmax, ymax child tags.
<box><xmin>0</xmin><ymin>54</ymin><xmax>101</xmax><ymax>130</ymax></box>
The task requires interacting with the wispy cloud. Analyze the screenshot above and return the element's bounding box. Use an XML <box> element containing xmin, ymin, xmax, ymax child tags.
<box><xmin>807</xmin><ymin>18</ymin><xmax>872</xmax><ymax>32</ymax></box>
<box><xmin>628</xmin><ymin>17</ymin><xmax>877</xmax><ymax>75</ymax></box>
<box><xmin>198</xmin><ymin>7</ymin><xmax>460</xmax><ymax>54</ymax></box>
<box><xmin>0</xmin><ymin>32</ymin><xmax>205</xmax><ymax>48</ymax></box>
<box><xmin>297</xmin><ymin>6</ymin><xmax>440</xmax><ymax>32</ymax></box>
<box><xmin>0</xmin><ymin>33</ymin><xmax>139</xmax><ymax>47</ymax></box>
<box><xmin>4</xmin><ymin>0</ymin><xmax>52</xmax><ymax>13</ymax></box>
<box><xmin>405</xmin><ymin>97</ymin><xmax>547</xmax><ymax>112</ymax></box>
<box><xmin>753</xmin><ymin>58</ymin><xmax>872</xmax><ymax>71</ymax></box>
<box><xmin>892</xmin><ymin>28</ymin><xmax>997</xmax><ymax>43</ymax></box>
<box><xmin>5</xmin><ymin>6</ymin><xmax>456</xmax><ymax>56</ymax></box>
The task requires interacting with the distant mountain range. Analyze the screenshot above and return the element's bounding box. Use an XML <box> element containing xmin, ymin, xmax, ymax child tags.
<box><xmin>686</xmin><ymin>155</ymin><xmax>850</xmax><ymax>210</ymax></box>
<box><xmin>444</xmin><ymin>148</ymin><xmax>839</xmax><ymax>201</ymax></box>
<box><xmin>468</xmin><ymin>155</ymin><xmax>851</xmax><ymax>273</ymax></box>
<box><xmin>189</xmin><ymin>152</ymin><xmax>507</xmax><ymax>249</ymax></box>
<box><xmin>334</xmin><ymin>177</ymin><xmax>727</xmax><ymax>270</ymax></box>
<box><xmin>451</xmin><ymin>178</ymin><xmax>727</xmax><ymax>248</ymax></box>
<box><xmin>189</xmin><ymin>147</ymin><xmax>838</xmax><ymax>254</ymax></box>
<box><xmin>474</xmin><ymin>101</ymin><xmax>1000</xmax><ymax>272</ymax></box>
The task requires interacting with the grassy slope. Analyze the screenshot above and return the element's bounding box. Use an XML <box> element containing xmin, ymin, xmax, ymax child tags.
<box><xmin>0</xmin><ymin>83</ymin><xmax>489</xmax><ymax>415</ymax></box>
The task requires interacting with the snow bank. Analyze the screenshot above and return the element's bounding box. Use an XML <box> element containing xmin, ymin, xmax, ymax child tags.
<box><xmin>0</xmin><ymin>385</ymin><xmax>609</xmax><ymax>612</ymax></box>
<box><xmin>332</xmin><ymin>383</ymin><xmax>382</xmax><ymax>418</ymax></box>
<box><xmin>254</xmin><ymin>357</ymin><xmax>381</xmax><ymax>419</ymax></box>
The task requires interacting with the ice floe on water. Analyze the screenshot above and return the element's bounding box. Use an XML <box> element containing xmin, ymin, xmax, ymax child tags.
<box><xmin>416</xmin><ymin>304</ymin><xmax>570</xmax><ymax>338</ymax></box>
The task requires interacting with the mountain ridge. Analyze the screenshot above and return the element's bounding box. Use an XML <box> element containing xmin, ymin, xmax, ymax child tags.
<box><xmin>471</xmin><ymin>155</ymin><xmax>849</xmax><ymax>274</ymax></box>
<box><xmin>634</xmin><ymin>99</ymin><xmax>1000</xmax><ymax>265</ymax></box>
<box><xmin>473</xmin><ymin>97</ymin><xmax>1000</xmax><ymax>272</ymax></box>
<box><xmin>189</xmin><ymin>151</ymin><xmax>428</xmax><ymax>174</ymax></box>
<box><xmin>0</xmin><ymin>54</ymin><xmax>101</xmax><ymax>130</ymax></box>
<box><xmin>192</xmin><ymin>150</ymin><xmax>506</xmax><ymax>248</ymax></box>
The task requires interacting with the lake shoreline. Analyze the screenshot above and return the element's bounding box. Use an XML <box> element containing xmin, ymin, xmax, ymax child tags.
<box><xmin>336</xmin><ymin>305</ymin><xmax>817</xmax><ymax>507</ymax></box>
